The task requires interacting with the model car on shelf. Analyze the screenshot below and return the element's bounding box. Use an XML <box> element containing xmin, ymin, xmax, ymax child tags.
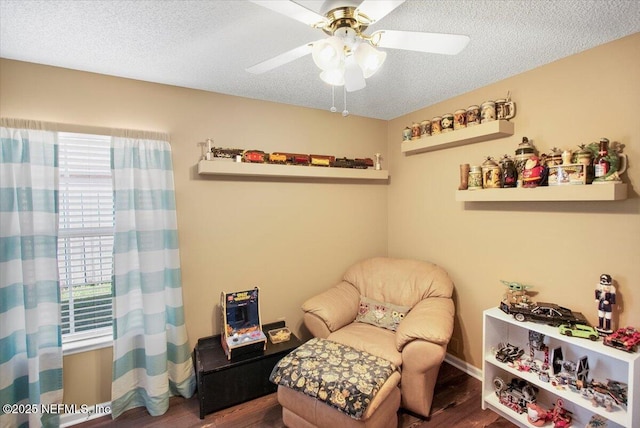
<box><xmin>499</xmin><ymin>301</ymin><xmax>588</xmax><ymax>326</ymax></box>
<box><xmin>603</xmin><ymin>326</ymin><xmax>640</xmax><ymax>353</ymax></box>
<box><xmin>493</xmin><ymin>376</ymin><xmax>538</xmax><ymax>414</ymax></box>
<box><xmin>495</xmin><ymin>343</ymin><xmax>525</xmax><ymax>363</ymax></box>
<box><xmin>558</xmin><ymin>323</ymin><xmax>599</xmax><ymax>341</ymax></box>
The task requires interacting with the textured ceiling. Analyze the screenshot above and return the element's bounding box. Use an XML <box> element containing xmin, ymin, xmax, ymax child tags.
<box><xmin>1</xmin><ymin>0</ymin><xmax>639</xmax><ymax>120</ymax></box>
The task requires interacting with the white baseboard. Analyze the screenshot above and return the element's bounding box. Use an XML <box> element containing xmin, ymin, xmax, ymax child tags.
<box><xmin>444</xmin><ymin>352</ymin><xmax>482</xmax><ymax>381</ymax></box>
<box><xmin>59</xmin><ymin>402</ymin><xmax>111</xmax><ymax>427</ymax></box>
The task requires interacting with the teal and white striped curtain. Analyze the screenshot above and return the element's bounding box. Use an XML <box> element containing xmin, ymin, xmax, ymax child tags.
<box><xmin>0</xmin><ymin>120</ymin><xmax>63</xmax><ymax>428</ymax></box>
<box><xmin>110</xmin><ymin>134</ymin><xmax>195</xmax><ymax>418</ymax></box>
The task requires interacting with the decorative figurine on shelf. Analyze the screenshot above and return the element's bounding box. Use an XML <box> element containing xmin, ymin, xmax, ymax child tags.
<box><xmin>595</xmin><ymin>274</ymin><xmax>616</xmax><ymax>336</ymax></box>
<box><xmin>500</xmin><ymin>280</ymin><xmax>534</xmax><ymax>306</ymax></box>
<box><xmin>549</xmin><ymin>398</ymin><xmax>572</xmax><ymax>428</ymax></box>
<box><xmin>522</xmin><ymin>155</ymin><xmax>547</xmax><ymax>187</ymax></box>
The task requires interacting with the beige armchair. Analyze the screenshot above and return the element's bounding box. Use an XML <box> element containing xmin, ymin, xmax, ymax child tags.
<box><xmin>302</xmin><ymin>257</ymin><xmax>455</xmax><ymax>419</ymax></box>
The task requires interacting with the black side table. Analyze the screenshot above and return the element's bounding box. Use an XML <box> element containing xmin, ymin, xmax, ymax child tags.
<box><xmin>194</xmin><ymin>321</ymin><xmax>303</xmax><ymax>419</ymax></box>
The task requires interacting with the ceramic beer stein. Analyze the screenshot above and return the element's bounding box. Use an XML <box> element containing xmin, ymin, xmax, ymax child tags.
<box><xmin>466</xmin><ymin>105</ymin><xmax>480</xmax><ymax>126</ymax></box>
<box><xmin>420</xmin><ymin>119</ymin><xmax>431</xmax><ymax>137</ymax></box>
<box><xmin>495</xmin><ymin>99</ymin><xmax>516</xmax><ymax>120</ymax></box>
<box><xmin>481</xmin><ymin>101</ymin><xmax>496</xmax><ymax>123</ymax></box>
<box><xmin>454</xmin><ymin>109</ymin><xmax>467</xmax><ymax>130</ymax></box>
<box><xmin>411</xmin><ymin>122</ymin><xmax>421</xmax><ymax>140</ymax></box>
<box><xmin>441</xmin><ymin>113</ymin><xmax>454</xmax><ymax>133</ymax></box>
<box><xmin>481</xmin><ymin>156</ymin><xmax>502</xmax><ymax>188</ymax></box>
<box><xmin>402</xmin><ymin>127</ymin><xmax>412</xmax><ymax>141</ymax></box>
<box><xmin>431</xmin><ymin>116</ymin><xmax>442</xmax><ymax>135</ymax></box>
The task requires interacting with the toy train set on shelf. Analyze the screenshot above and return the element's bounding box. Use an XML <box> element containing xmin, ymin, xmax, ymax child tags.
<box><xmin>199</xmin><ymin>141</ymin><xmax>378</xmax><ymax>170</ymax></box>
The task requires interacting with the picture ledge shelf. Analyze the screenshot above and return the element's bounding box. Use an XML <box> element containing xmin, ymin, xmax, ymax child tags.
<box><xmin>401</xmin><ymin>120</ymin><xmax>515</xmax><ymax>155</ymax></box>
<box><xmin>197</xmin><ymin>160</ymin><xmax>389</xmax><ymax>180</ymax></box>
<box><xmin>456</xmin><ymin>183</ymin><xmax>628</xmax><ymax>202</ymax></box>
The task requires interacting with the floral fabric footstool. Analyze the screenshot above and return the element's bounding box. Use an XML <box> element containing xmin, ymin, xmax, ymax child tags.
<box><xmin>270</xmin><ymin>338</ymin><xmax>401</xmax><ymax>428</ymax></box>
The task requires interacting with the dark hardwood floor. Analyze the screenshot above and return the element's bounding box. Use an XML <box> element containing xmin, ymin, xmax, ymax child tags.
<box><xmin>76</xmin><ymin>362</ymin><xmax>515</xmax><ymax>428</ymax></box>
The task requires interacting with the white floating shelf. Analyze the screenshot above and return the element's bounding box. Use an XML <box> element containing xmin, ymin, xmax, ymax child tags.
<box><xmin>456</xmin><ymin>183</ymin><xmax>628</xmax><ymax>202</ymax></box>
<box><xmin>401</xmin><ymin>120</ymin><xmax>515</xmax><ymax>155</ymax></box>
<box><xmin>197</xmin><ymin>160</ymin><xmax>389</xmax><ymax>180</ymax></box>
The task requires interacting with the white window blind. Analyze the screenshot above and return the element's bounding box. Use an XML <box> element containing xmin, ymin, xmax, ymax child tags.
<box><xmin>57</xmin><ymin>132</ymin><xmax>114</xmax><ymax>342</ymax></box>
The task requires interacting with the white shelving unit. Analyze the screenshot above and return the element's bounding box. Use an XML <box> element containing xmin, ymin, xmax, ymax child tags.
<box><xmin>456</xmin><ymin>183</ymin><xmax>628</xmax><ymax>202</ymax></box>
<box><xmin>483</xmin><ymin>307</ymin><xmax>639</xmax><ymax>428</ymax></box>
<box><xmin>401</xmin><ymin>120</ymin><xmax>515</xmax><ymax>155</ymax></box>
<box><xmin>197</xmin><ymin>160</ymin><xmax>389</xmax><ymax>180</ymax></box>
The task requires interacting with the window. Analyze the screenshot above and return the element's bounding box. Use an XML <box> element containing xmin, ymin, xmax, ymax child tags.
<box><xmin>57</xmin><ymin>132</ymin><xmax>114</xmax><ymax>346</ymax></box>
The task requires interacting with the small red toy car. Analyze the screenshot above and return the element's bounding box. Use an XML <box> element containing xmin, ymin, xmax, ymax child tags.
<box><xmin>603</xmin><ymin>326</ymin><xmax>640</xmax><ymax>353</ymax></box>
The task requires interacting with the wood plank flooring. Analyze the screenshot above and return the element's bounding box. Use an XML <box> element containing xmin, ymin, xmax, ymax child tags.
<box><xmin>75</xmin><ymin>362</ymin><xmax>515</xmax><ymax>428</ymax></box>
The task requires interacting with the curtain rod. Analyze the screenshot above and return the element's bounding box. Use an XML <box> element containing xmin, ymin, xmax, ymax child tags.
<box><xmin>0</xmin><ymin>117</ymin><xmax>170</xmax><ymax>141</ymax></box>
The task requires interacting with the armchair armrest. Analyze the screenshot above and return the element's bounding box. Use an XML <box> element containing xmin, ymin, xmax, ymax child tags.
<box><xmin>395</xmin><ymin>297</ymin><xmax>454</xmax><ymax>350</ymax></box>
<box><xmin>302</xmin><ymin>281</ymin><xmax>359</xmax><ymax>333</ymax></box>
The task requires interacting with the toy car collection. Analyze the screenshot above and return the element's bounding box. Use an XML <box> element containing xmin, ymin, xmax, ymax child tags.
<box><xmin>492</xmin><ymin>278</ymin><xmax>635</xmax><ymax>422</ymax></box>
<box><xmin>603</xmin><ymin>326</ymin><xmax>640</xmax><ymax>353</ymax></box>
<box><xmin>558</xmin><ymin>323</ymin><xmax>599</xmax><ymax>341</ymax></box>
<box><xmin>500</xmin><ymin>301</ymin><xmax>588</xmax><ymax>326</ymax></box>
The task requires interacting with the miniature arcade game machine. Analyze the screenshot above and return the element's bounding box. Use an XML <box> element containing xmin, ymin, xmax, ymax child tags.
<box><xmin>220</xmin><ymin>287</ymin><xmax>267</xmax><ymax>360</ymax></box>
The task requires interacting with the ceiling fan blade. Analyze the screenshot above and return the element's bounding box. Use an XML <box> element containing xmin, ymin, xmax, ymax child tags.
<box><xmin>356</xmin><ymin>0</ymin><xmax>405</xmax><ymax>23</ymax></box>
<box><xmin>246</xmin><ymin>43</ymin><xmax>313</xmax><ymax>74</ymax></box>
<box><xmin>375</xmin><ymin>30</ymin><xmax>470</xmax><ymax>55</ymax></box>
<box><xmin>249</xmin><ymin>0</ymin><xmax>328</xmax><ymax>27</ymax></box>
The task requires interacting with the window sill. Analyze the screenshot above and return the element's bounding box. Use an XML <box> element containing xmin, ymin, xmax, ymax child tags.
<box><xmin>63</xmin><ymin>334</ymin><xmax>113</xmax><ymax>356</ymax></box>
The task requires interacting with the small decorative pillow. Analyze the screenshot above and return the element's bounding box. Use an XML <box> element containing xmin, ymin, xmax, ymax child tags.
<box><xmin>355</xmin><ymin>296</ymin><xmax>411</xmax><ymax>332</ymax></box>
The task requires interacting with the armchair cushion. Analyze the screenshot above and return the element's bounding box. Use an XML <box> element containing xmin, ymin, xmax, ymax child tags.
<box><xmin>355</xmin><ymin>296</ymin><xmax>411</xmax><ymax>332</ymax></box>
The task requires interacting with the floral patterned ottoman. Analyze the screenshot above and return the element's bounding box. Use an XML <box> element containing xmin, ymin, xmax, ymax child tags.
<box><xmin>270</xmin><ymin>338</ymin><xmax>401</xmax><ymax>428</ymax></box>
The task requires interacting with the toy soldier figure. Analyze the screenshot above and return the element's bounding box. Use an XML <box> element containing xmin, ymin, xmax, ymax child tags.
<box><xmin>595</xmin><ymin>274</ymin><xmax>616</xmax><ymax>335</ymax></box>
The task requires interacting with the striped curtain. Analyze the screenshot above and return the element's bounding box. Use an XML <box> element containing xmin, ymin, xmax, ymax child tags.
<box><xmin>110</xmin><ymin>135</ymin><xmax>195</xmax><ymax>418</ymax></box>
<box><xmin>0</xmin><ymin>122</ymin><xmax>63</xmax><ymax>428</ymax></box>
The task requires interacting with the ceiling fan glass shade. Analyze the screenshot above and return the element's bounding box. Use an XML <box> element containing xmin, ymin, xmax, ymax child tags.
<box><xmin>312</xmin><ymin>36</ymin><xmax>344</xmax><ymax>71</ymax></box>
<box><xmin>320</xmin><ymin>68</ymin><xmax>345</xmax><ymax>86</ymax></box>
<box><xmin>354</xmin><ymin>43</ymin><xmax>387</xmax><ymax>78</ymax></box>
<box><xmin>344</xmin><ymin>55</ymin><xmax>366</xmax><ymax>92</ymax></box>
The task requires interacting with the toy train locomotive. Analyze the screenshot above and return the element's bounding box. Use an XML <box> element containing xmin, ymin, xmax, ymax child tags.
<box><xmin>210</xmin><ymin>147</ymin><xmax>374</xmax><ymax>169</ymax></box>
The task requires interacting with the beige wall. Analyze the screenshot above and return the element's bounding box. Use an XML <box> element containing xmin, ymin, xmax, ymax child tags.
<box><xmin>387</xmin><ymin>32</ymin><xmax>640</xmax><ymax>367</ymax></box>
<box><xmin>1</xmin><ymin>31</ymin><xmax>638</xmax><ymax>407</ymax></box>
<box><xmin>0</xmin><ymin>60</ymin><xmax>388</xmax><ymax>405</ymax></box>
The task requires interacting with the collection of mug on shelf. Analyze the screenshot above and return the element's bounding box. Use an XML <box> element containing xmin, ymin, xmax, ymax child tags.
<box><xmin>402</xmin><ymin>97</ymin><xmax>516</xmax><ymax>141</ymax></box>
<box><xmin>458</xmin><ymin>137</ymin><xmax>628</xmax><ymax>190</ymax></box>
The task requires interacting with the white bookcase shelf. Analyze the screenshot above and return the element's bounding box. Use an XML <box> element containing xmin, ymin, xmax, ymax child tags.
<box><xmin>401</xmin><ymin>120</ymin><xmax>515</xmax><ymax>155</ymax></box>
<box><xmin>483</xmin><ymin>307</ymin><xmax>639</xmax><ymax>428</ymax></box>
<box><xmin>197</xmin><ymin>160</ymin><xmax>389</xmax><ymax>180</ymax></box>
<box><xmin>456</xmin><ymin>183</ymin><xmax>628</xmax><ymax>202</ymax></box>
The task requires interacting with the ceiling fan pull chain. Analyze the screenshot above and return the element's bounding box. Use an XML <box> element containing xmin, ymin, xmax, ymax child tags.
<box><xmin>342</xmin><ymin>86</ymin><xmax>349</xmax><ymax>117</ymax></box>
<box><xmin>330</xmin><ymin>85</ymin><xmax>337</xmax><ymax>113</ymax></box>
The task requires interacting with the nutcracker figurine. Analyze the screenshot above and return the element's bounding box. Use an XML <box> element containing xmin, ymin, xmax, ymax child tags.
<box><xmin>595</xmin><ymin>274</ymin><xmax>616</xmax><ymax>335</ymax></box>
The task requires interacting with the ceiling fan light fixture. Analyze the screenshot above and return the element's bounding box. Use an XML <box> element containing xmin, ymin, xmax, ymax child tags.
<box><xmin>344</xmin><ymin>55</ymin><xmax>366</xmax><ymax>92</ymax></box>
<box><xmin>320</xmin><ymin>68</ymin><xmax>345</xmax><ymax>86</ymax></box>
<box><xmin>354</xmin><ymin>42</ymin><xmax>387</xmax><ymax>78</ymax></box>
<box><xmin>312</xmin><ymin>36</ymin><xmax>344</xmax><ymax>70</ymax></box>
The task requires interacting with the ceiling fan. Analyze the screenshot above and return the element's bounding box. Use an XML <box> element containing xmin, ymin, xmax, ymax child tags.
<box><xmin>246</xmin><ymin>0</ymin><xmax>470</xmax><ymax>92</ymax></box>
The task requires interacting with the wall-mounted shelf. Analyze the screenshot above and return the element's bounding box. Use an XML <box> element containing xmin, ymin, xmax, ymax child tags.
<box><xmin>456</xmin><ymin>183</ymin><xmax>628</xmax><ymax>202</ymax></box>
<box><xmin>197</xmin><ymin>160</ymin><xmax>389</xmax><ymax>180</ymax></box>
<box><xmin>401</xmin><ymin>120</ymin><xmax>515</xmax><ymax>155</ymax></box>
